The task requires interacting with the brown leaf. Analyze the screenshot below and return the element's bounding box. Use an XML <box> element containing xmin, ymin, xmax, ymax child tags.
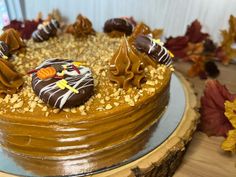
<box><xmin>3</xmin><ymin>19</ymin><xmax>41</xmax><ymax>40</ymax></box>
<box><xmin>185</xmin><ymin>42</ymin><xmax>204</xmax><ymax>61</ymax></box>
<box><xmin>199</xmin><ymin>80</ymin><xmax>236</xmax><ymax>136</ymax></box>
<box><xmin>185</xmin><ymin>20</ymin><xmax>209</xmax><ymax>43</ymax></box>
<box><xmin>218</xmin><ymin>15</ymin><xmax>236</xmax><ymax>64</ymax></box>
<box><xmin>152</xmin><ymin>29</ymin><xmax>163</xmax><ymax>39</ymax></box>
<box><xmin>164</xmin><ymin>36</ymin><xmax>189</xmax><ymax>58</ymax></box>
<box><xmin>187</xmin><ymin>55</ymin><xmax>205</xmax><ymax>77</ymax></box>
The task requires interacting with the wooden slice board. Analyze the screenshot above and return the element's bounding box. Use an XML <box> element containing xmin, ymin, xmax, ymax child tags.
<box><xmin>0</xmin><ymin>72</ymin><xmax>199</xmax><ymax>177</ymax></box>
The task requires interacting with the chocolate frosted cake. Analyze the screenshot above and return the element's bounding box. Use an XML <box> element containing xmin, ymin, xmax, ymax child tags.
<box><xmin>0</xmin><ymin>15</ymin><xmax>174</xmax><ymax>175</ymax></box>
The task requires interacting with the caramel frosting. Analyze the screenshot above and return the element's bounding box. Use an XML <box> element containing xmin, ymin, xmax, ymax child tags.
<box><xmin>109</xmin><ymin>37</ymin><xmax>145</xmax><ymax>90</ymax></box>
<box><xmin>66</xmin><ymin>14</ymin><xmax>95</xmax><ymax>37</ymax></box>
<box><xmin>0</xmin><ymin>33</ymin><xmax>172</xmax><ymax>175</ymax></box>
<box><xmin>0</xmin><ymin>59</ymin><xmax>24</xmax><ymax>98</ymax></box>
<box><xmin>129</xmin><ymin>23</ymin><xmax>163</xmax><ymax>43</ymax></box>
<box><xmin>0</xmin><ymin>28</ymin><xmax>25</xmax><ymax>54</ymax></box>
<box><xmin>131</xmin><ymin>23</ymin><xmax>152</xmax><ymax>38</ymax></box>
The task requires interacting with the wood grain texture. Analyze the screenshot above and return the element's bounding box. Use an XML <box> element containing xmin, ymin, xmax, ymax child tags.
<box><xmin>21</xmin><ymin>0</ymin><xmax>236</xmax><ymax>42</ymax></box>
<box><xmin>173</xmin><ymin>61</ymin><xmax>236</xmax><ymax>177</ymax></box>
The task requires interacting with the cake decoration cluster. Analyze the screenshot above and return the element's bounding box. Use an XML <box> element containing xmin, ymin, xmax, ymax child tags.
<box><xmin>30</xmin><ymin>59</ymin><xmax>94</xmax><ymax>109</ymax></box>
<box><xmin>0</xmin><ymin>12</ymin><xmax>173</xmax><ymax>114</ymax></box>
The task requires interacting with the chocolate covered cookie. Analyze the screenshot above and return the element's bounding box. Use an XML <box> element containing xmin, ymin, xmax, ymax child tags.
<box><xmin>104</xmin><ymin>18</ymin><xmax>134</xmax><ymax>35</ymax></box>
<box><xmin>134</xmin><ymin>34</ymin><xmax>173</xmax><ymax>66</ymax></box>
<box><xmin>32</xmin><ymin>19</ymin><xmax>60</xmax><ymax>42</ymax></box>
<box><xmin>31</xmin><ymin>59</ymin><xmax>94</xmax><ymax>109</ymax></box>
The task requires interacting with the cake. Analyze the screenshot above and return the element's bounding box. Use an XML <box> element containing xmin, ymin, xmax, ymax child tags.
<box><xmin>0</xmin><ymin>15</ymin><xmax>173</xmax><ymax>175</ymax></box>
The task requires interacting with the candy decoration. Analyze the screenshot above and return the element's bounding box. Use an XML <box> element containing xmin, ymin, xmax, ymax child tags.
<box><xmin>72</xmin><ymin>65</ymin><xmax>81</xmax><ymax>75</ymax></box>
<box><xmin>32</xmin><ymin>19</ymin><xmax>60</xmax><ymax>42</ymax></box>
<box><xmin>134</xmin><ymin>34</ymin><xmax>173</xmax><ymax>66</ymax></box>
<box><xmin>31</xmin><ymin>59</ymin><xmax>94</xmax><ymax>109</ymax></box>
<box><xmin>56</xmin><ymin>79</ymin><xmax>78</xmax><ymax>94</ymax></box>
<box><xmin>104</xmin><ymin>18</ymin><xmax>134</xmax><ymax>35</ymax></box>
<box><xmin>36</xmin><ymin>66</ymin><xmax>56</xmax><ymax>80</ymax></box>
<box><xmin>0</xmin><ymin>41</ymin><xmax>9</xmax><ymax>59</ymax></box>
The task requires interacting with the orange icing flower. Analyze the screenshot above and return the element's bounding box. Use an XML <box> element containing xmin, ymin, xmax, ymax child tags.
<box><xmin>37</xmin><ymin>67</ymin><xmax>56</xmax><ymax>80</ymax></box>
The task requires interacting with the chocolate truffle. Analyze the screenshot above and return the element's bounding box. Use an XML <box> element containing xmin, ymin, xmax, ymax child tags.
<box><xmin>134</xmin><ymin>34</ymin><xmax>173</xmax><ymax>66</ymax></box>
<box><xmin>32</xmin><ymin>19</ymin><xmax>60</xmax><ymax>42</ymax></box>
<box><xmin>104</xmin><ymin>18</ymin><xmax>134</xmax><ymax>35</ymax></box>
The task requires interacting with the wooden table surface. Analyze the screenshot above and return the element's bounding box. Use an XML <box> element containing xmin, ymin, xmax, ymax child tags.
<box><xmin>173</xmin><ymin>61</ymin><xmax>236</xmax><ymax>177</ymax></box>
<box><xmin>0</xmin><ymin>61</ymin><xmax>235</xmax><ymax>177</ymax></box>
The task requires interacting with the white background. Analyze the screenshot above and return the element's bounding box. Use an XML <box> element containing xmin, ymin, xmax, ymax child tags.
<box><xmin>12</xmin><ymin>0</ymin><xmax>236</xmax><ymax>42</ymax></box>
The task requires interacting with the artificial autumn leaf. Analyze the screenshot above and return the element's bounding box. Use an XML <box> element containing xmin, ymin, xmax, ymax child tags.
<box><xmin>221</xmin><ymin>99</ymin><xmax>236</xmax><ymax>153</ymax></box>
<box><xmin>185</xmin><ymin>42</ymin><xmax>204</xmax><ymax>61</ymax></box>
<box><xmin>215</xmin><ymin>46</ymin><xmax>230</xmax><ymax>63</ymax></box>
<box><xmin>187</xmin><ymin>55</ymin><xmax>206</xmax><ymax>77</ymax></box>
<box><xmin>204</xmin><ymin>61</ymin><xmax>219</xmax><ymax>78</ymax></box>
<box><xmin>185</xmin><ymin>20</ymin><xmax>209</xmax><ymax>43</ymax></box>
<box><xmin>200</xmin><ymin>80</ymin><xmax>236</xmax><ymax>136</ymax></box>
<box><xmin>218</xmin><ymin>15</ymin><xmax>236</xmax><ymax>64</ymax></box>
<box><xmin>152</xmin><ymin>29</ymin><xmax>163</xmax><ymax>39</ymax></box>
<box><xmin>164</xmin><ymin>36</ymin><xmax>189</xmax><ymax>58</ymax></box>
<box><xmin>203</xmin><ymin>39</ymin><xmax>217</xmax><ymax>53</ymax></box>
<box><xmin>3</xmin><ymin>19</ymin><xmax>41</xmax><ymax>39</ymax></box>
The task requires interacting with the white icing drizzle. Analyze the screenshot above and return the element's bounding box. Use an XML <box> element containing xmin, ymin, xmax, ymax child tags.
<box><xmin>51</xmin><ymin>19</ymin><xmax>59</xmax><ymax>28</ymax></box>
<box><xmin>147</xmin><ymin>35</ymin><xmax>172</xmax><ymax>66</ymax></box>
<box><xmin>0</xmin><ymin>50</ymin><xmax>4</xmax><ymax>57</ymax></box>
<box><xmin>57</xmin><ymin>73</ymin><xmax>91</xmax><ymax>108</ymax></box>
<box><xmin>0</xmin><ymin>42</ymin><xmax>7</xmax><ymax>57</ymax></box>
<box><xmin>33</xmin><ymin>59</ymin><xmax>94</xmax><ymax>109</ymax></box>
<box><xmin>33</xmin><ymin>19</ymin><xmax>59</xmax><ymax>41</ymax></box>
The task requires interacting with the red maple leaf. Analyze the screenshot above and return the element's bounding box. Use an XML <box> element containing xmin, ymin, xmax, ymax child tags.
<box><xmin>164</xmin><ymin>36</ymin><xmax>189</xmax><ymax>58</ymax></box>
<box><xmin>200</xmin><ymin>80</ymin><xmax>236</xmax><ymax>136</ymax></box>
<box><xmin>3</xmin><ymin>19</ymin><xmax>41</xmax><ymax>39</ymax></box>
<box><xmin>185</xmin><ymin>20</ymin><xmax>209</xmax><ymax>43</ymax></box>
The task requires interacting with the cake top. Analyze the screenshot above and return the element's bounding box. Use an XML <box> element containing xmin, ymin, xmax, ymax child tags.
<box><xmin>0</xmin><ymin>15</ymin><xmax>174</xmax><ymax>120</ymax></box>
